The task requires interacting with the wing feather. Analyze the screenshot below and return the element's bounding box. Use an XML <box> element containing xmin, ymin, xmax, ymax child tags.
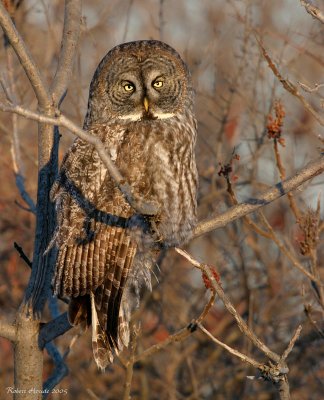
<box><xmin>52</xmin><ymin>136</ymin><xmax>139</xmax><ymax>367</ymax></box>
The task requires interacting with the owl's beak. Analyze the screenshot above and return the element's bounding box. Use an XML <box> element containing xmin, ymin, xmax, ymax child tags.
<box><xmin>143</xmin><ymin>97</ymin><xmax>149</xmax><ymax>113</ymax></box>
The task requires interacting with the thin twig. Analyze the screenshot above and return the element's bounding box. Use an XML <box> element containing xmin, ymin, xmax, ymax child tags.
<box><xmin>14</xmin><ymin>242</ymin><xmax>32</xmax><ymax>268</ymax></box>
<box><xmin>14</xmin><ymin>174</ymin><xmax>37</xmax><ymax>214</ymax></box>
<box><xmin>257</xmin><ymin>37</ymin><xmax>324</xmax><ymax>126</ymax></box>
<box><xmin>175</xmin><ymin>248</ymin><xmax>281</xmax><ymax>362</ymax></box>
<box><xmin>122</xmin><ymin>0</ymin><xmax>134</xmax><ymax>42</ymax></box>
<box><xmin>304</xmin><ymin>303</ymin><xmax>324</xmax><ymax>338</ymax></box>
<box><xmin>198</xmin><ymin>324</ymin><xmax>262</xmax><ymax>369</ymax></box>
<box><xmin>3</xmin><ymin>46</ymin><xmax>37</xmax><ymax>214</ymax></box>
<box><xmin>300</xmin><ymin>0</ymin><xmax>324</xmax><ymax>24</ymax></box>
<box><xmin>258</xmin><ymin>212</ymin><xmax>320</xmax><ymax>283</ymax></box>
<box><xmin>299</xmin><ymin>81</ymin><xmax>324</xmax><ymax>93</ymax></box>
<box><xmin>134</xmin><ymin>292</ymin><xmax>215</xmax><ymax>363</ymax></box>
<box><xmin>158</xmin><ymin>0</ymin><xmax>165</xmax><ymax>41</ymax></box>
<box><xmin>177</xmin><ymin>249</ymin><xmax>302</xmax><ymax>400</ymax></box>
<box><xmin>222</xmin><ymin>171</ymin><xmax>272</xmax><ymax>238</ymax></box>
<box><xmin>123</xmin><ymin>324</ymin><xmax>139</xmax><ymax>400</ymax></box>
<box><xmin>281</xmin><ymin>325</ymin><xmax>302</xmax><ymax>361</ymax></box>
<box><xmin>0</xmin><ymin>2</ymin><xmax>50</xmax><ymax>107</ymax></box>
<box><xmin>273</xmin><ymin>139</ymin><xmax>300</xmax><ymax>220</ymax></box>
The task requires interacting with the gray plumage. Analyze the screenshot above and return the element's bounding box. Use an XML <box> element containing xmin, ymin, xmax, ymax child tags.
<box><xmin>51</xmin><ymin>40</ymin><xmax>198</xmax><ymax>369</ymax></box>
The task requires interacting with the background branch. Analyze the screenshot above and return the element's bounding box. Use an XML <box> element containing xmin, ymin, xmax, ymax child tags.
<box><xmin>0</xmin><ymin>2</ymin><xmax>50</xmax><ymax>107</ymax></box>
<box><xmin>176</xmin><ymin>249</ymin><xmax>302</xmax><ymax>400</ymax></box>
<box><xmin>257</xmin><ymin>38</ymin><xmax>324</xmax><ymax>126</ymax></box>
<box><xmin>195</xmin><ymin>154</ymin><xmax>324</xmax><ymax>237</ymax></box>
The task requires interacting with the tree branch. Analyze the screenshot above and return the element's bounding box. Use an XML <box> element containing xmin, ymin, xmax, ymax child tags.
<box><xmin>14</xmin><ymin>312</ymin><xmax>43</xmax><ymax>400</ymax></box>
<box><xmin>257</xmin><ymin>37</ymin><xmax>324</xmax><ymax>126</ymax></box>
<box><xmin>258</xmin><ymin>211</ymin><xmax>320</xmax><ymax>283</ymax></box>
<box><xmin>122</xmin><ymin>324</ymin><xmax>139</xmax><ymax>400</ymax></box>
<box><xmin>14</xmin><ymin>241</ymin><xmax>32</xmax><ymax>268</ymax></box>
<box><xmin>2</xmin><ymin>45</ymin><xmax>37</xmax><ymax>214</ymax></box>
<box><xmin>0</xmin><ymin>2</ymin><xmax>50</xmax><ymax>107</ymax></box>
<box><xmin>43</xmin><ymin>343</ymin><xmax>69</xmax><ymax>398</ymax></box>
<box><xmin>198</xmin><ymin>324</ymin><xmax>262</xmax><ymax>369</ymax></box>
<box><xmin>38</xmin><ymin>312</ymin><xmax>72</xmax><ymax>350</ymax></box>
<box><xmin>281</xmin><ymin>325</ymin><xmax>302</xmax><ymax>362</ymax></box>
<box><xmin>133</xmin><ymin>292</ymin><xmax>215</xmax><ymax>363</ymax></box>
<box><xmin>50</xmin><ymin>0</ymin><xmax>82</xmax><ymax>105</ymax></box>
<box><xmin>194</xmin><ymin>154</ymin><xmax>324</xmax><ymax>237</ymax></box>
<box><xmin>300</xmin><ymin>0</ymin><xmax>324</xmax><ymax>24</ymax></box>
<box><xmin>176</xmin><ymin>249</ymin><xmax>302</xmax><ymax>400</ymax></box>
<box><xmin>175</xmin><ymin>248</ymin><xmax>281</xmax><ymax>362</ymax></box>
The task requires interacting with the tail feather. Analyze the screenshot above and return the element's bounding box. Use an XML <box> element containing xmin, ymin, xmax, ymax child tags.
<box><xmin>90</xmin><ymin>292</ymin><xmax>114</xmax><ymax>370</ymax></box>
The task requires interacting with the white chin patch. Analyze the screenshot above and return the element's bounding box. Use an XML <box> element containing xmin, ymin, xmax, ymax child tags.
<box><xmin>152</xmin><ymin>112</ymin><xmax>175</xmax><ymax>119</ymax></box>
<box><xmin>119</xmin><ymin>113</ymin><xmax>142</xmax><ymax>121</ymax></box>
<box><xmin>118</xmin><ymin>112</ymin><xmax>175</xmax><ymax>121</ymax></box>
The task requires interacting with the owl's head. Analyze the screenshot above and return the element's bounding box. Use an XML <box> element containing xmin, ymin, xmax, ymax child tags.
<box><xmin>86</xmin><ymin>40</ymin><xmax>193</xmax><ymax>125</ymax></box>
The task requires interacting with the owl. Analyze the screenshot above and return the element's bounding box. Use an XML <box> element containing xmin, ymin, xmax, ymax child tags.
<box><xmin>51</xmin><ymin>40</ymin><xmax>198</xmax><ymax>369</ymax></box>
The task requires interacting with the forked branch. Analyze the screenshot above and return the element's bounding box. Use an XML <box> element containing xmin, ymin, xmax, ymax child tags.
<box><xmin>176</xmin><ymin>248</ymin><xmax>302</xmax><ymax>400</ymax></box>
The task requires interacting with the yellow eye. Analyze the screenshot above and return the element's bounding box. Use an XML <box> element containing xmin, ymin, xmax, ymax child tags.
<box><xmin>123</xmin><ymin>83</ymin><xmax>135</xmax><ymax>92</ymax></box>
<box><xmin>153</xmin><ymin>80</ymin><xmax>163</xmax><ymax>88</ymax></box>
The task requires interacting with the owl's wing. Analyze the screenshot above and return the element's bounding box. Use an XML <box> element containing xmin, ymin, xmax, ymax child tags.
<box><xmin>52</xmin><ymin>137</ymin><xmax>137</xmax><ymax>368</ymax></box>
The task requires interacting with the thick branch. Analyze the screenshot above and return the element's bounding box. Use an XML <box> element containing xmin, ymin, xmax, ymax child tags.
<box><xmin>0</xmin><ymin>3</ymin><xmax>50</xmax><ymax>107</ymax></box>
<box><xmin>50</xmin><ymin>0</ymin><xmax>82</xmax><ymax>104</ymax></box>
<box><xmin>14</xmin><ymin>312</ymin><xmax>43</xmax><ymax>400</ymax></box>
<box><xmin>195</xmin><ymin>154</ymin><xmax>324</xmax><ymax>237</ymax></box>
<box><xmin>23</xmin><ymin>1</ymin><xmax>82</xmax><ymax>315</ymax></box>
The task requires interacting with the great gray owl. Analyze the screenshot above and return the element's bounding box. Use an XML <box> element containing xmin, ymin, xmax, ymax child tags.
<box><xmin>51</xmin><ymin>40</ymin><xmax>198</xmax><ymax>369</ymax></box>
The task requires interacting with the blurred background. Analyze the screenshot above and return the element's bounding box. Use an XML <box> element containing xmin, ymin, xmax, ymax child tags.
<box><xmin>0</xmin><ymin>0</ymin><xmax>323</xmax><ymax>399</ymax></box>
